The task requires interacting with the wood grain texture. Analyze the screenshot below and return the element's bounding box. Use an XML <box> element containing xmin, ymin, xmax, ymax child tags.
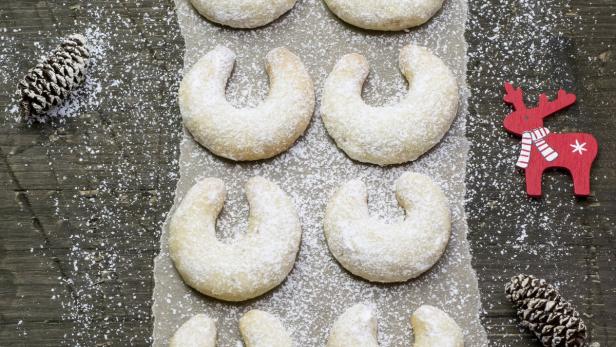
<box><xmin>0</xmin><ymin>0</ymin><xmax>183</xmax><ymax>346</ymax></box>
<box><xmin>0</xmin><ymin>0</ymin><xmax>613</xmax><ymax>346</ymax></box>
<box><xmin>467</xmin><ymin>0</ymin><xmax>615</xmax><ymax>345</ymax></box>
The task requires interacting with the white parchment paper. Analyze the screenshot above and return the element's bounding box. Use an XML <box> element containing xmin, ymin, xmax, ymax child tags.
<box><xmin>153</xmin><ymin>0</ymin><xmax>488</xmax><ymax>345</ymax></box>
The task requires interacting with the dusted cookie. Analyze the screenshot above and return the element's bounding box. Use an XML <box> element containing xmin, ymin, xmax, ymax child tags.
<box><xmin>179</xmin><ymin>46</ymin><xmax>314</xmax><ymax>161</ymax></box>
<box><xmin>323</xmin><ymin>0</ymin><xmax>444</xmax><ymax>31</ymax></box>
<box><xmin>169</xmin><ymin>177</ymin><xmax>302</xmax><ymax>301</ymax></box>
<box><xmin>327</xmin><ymin>304</ymin><xmax>379</xmax><ymax>347</ymax></box>
<box><xmin>321</xmin><ymin>44</ymin><xmax>458</xmax><ymax>166</ymax></box>
<box><xmin>171</xmin><ymin>311</ymin><xmax>293</xmax><ymax>347</ymax></box>
<box><xmin>412</xmin><ymin>306</ymin><xmax>465</xmax><ymax>347</ymax></box>
<box><xmin>170</xmin><ymin>314</ymin><xmax>216</xmax><ymax>347</ymax></box>
<box><xmin>327</xmin><ymin>304</ymin><xmax>464</xmax><ymax>347</ymax></box>
<box><xmin>240</xmin><ymin>310</ymin><xmax>294</xmax><ymax>347</ymax></box>
<box><xmin>190</xmin><ymin>0</ymin><xmax>297</xmax><ymax>28</ymax></box>
<box><xmin>323</xmin><ymin>172</ymin><xmax>451</xmax><ymax>283</ymax></box>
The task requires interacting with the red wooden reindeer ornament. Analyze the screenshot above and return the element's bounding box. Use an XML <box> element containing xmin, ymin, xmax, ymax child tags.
<box><xmin>503</xmin><ymin>83</ymin><xmax>598</xmax><ymax>197</ymax></box>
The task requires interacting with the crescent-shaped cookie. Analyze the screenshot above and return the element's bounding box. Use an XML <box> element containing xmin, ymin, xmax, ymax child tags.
<box><xmin>326</xmin><ymin>304</ymin><xmax>378</xmax><ymax>347</ymax></box>
<box><xmin>169</xmin><ymin>177</ymin><xmax>302</xmax><ymax>301</ymax></box>
<box><xmin>170</xmin><ymin>310</ymin><xmax>293</xmax><ymax>347</ymax></box>
<box><xmin>239</xmin><ymin>310</ymin><xmax>294</xmax><ymax>347</ymax></box>
<box><xmin>323</xmin><ymin>0</ymin><xmax>444</xmax><ymax>31</ymax></box>
<box><xmin>327</xmin><ymin>304</ymin><xmax>464</xmax><ymax>347</ymax></box>
<box><xmin>321</xmin><ymin>44</ymin><xmax>459</xmax><ymax>166</ymax></box>
<box><xmin>189</xmin><ymin>0</ymin><xmax>297</xmax><ymax>28</ymax></box>
<box><xmin>179</xmin><ymin>46</ymin><xmax>315</xmax><ymax>161</ymax></box>
<box><xmin>170</xmin><ymin>314</ymin><xmax>217</xmax><ymax>347</ymax></box>
<box><xmin>323</xmin><ymin>172</ymin><xmax>451</xmax><ymax>283</ymax></box>
<box><xmin>411</xmin><ymin>305</ymin><xmax>465</xmax><ymax>347</ymax></box>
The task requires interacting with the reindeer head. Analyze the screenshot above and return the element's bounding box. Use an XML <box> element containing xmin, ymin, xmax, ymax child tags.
<box><xmin>503</xmin><ymin>83</ymin><xmax>577</xmax><ymax>136</ymax></box>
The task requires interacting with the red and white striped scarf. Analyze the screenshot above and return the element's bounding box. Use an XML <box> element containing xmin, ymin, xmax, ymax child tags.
<box><xmin>516</xmin><ymin>127</ymin><xmax>558</xmax><ymax>169</ymax></box>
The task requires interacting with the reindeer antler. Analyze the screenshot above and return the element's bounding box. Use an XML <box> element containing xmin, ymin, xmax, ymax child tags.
<box><xmin>534</xmin><ymin>89</ymin><xmax>577</xmax><ymax>118</ymax></box>
<box><xmin>504</xmin><ymin>83</ymin><xmax>577</xmax><ymax>119</ymax></box>
<box><xmin>504</xmin><ymin>82</ymin><xmax>526</xmax><ymax>111</ymax></box>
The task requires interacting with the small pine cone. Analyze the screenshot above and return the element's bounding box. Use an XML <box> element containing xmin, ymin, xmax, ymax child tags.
<box><xmin>506</xmin><ymin>274</ymin><xmax>560</xmax><ymax>308</ymax></box>
<box><xmin>18</xmin><ymin>34</ymin><xmax>90</xmax><ymax>121</ymax></box>
<box><xmin>505</xmin><ymin>274</ymin><xmax>587</xmax><ymax>347</ymax></box>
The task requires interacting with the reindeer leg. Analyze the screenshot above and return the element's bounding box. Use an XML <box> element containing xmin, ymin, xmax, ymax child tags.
<box><xmin>572</xmin><ymin>166</ymin><xmax>591</xmax><ymax>197</ymax></box>
<box><xmin>525</xmin><ymin>167</ymin><xmax>543</xmax><ymax>197</ymax></box>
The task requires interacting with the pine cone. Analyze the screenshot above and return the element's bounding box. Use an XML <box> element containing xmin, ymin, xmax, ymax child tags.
<box><xmin>505</xmin><ymin>274</ymin><xmax>587</xmax><ymax>347</ymax></box>
<box><xmin>18</xmin><ymin>34</ymin><xmax>90</xmax><ymax>121</ymax></box>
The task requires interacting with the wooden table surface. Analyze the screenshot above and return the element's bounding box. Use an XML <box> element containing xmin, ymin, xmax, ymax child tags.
<box><xmin>0</xmin><ymin>0</ymin><xmax>614</xmax><ymax>346</ymax></box>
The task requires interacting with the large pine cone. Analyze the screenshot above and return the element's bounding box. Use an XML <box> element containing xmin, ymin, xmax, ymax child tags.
<box><xmin>18</xmin><ymin>34</ymin><xmax>90</xmax><ymax>121</ymax></box>
<box><xmin>506</xmin><ymin>274</ymin><xmax>587</xmax><ymax>347</ymax></box>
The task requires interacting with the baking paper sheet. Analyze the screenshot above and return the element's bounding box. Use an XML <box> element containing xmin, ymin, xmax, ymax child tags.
<box><xmin>153</xmin><ymin>0</ymin><xmax>488</xmax><ymax>345</ymax></box>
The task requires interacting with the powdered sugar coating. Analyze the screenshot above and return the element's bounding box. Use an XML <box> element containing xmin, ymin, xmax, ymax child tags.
<box><xmin>240</xmin><ymin>310</ymin><xmax>294</xmax><ymax>347</ymax></box>
<box><xmin>411</xmin><ymin>305</ymin><xmax>464</xmax><ymax>347</ymax></box>
<box><xmin>155</xmin><ymin>0</ymin><xmax>487</xmax><ymax>344</ymax></box>
<box><xmin>324</xmin><ymin>172</ymin><xmax>451</xmax><ymax>282</ymax></box>
<box><xmin>170</xmin><ymin>311</ymin><xmax>292</xmax><ymax>347</ymax></box>
<box><xmin>327</xmin><ymin>304</ymin><xmax>463</xmax><ymax>347</ymax></box>
<box><xmin>190</xmin><ymin>0</ymin><xmax>297</xmax><ymax>28</ymax></box>
<box><xmin>169</xmin><ymin>177</ymin><xmax>302</xmax><ymax>301</ymax></box>
<box><xmin>327</xmin><ymin>304</ymin><xmax>379</xmax><ymax>347</ymax></box>
<box><xmin>323</xmin><ymin>0</ymin><xmax>444</xmax><ymax>31</ymax></box>
<box><xmin>179</xmin><ymin>45</ymin><xmax>314</xmax><ymax>161</ymax></box>
<box><xmin>170</xmin><ymin>314</ymin><xmax>217</xmax><ymax>347</ymax></box>
<box><xmin>321</xmin><ymin>45</ymin><xmax>459</xmax><ymax>166</ymax></box>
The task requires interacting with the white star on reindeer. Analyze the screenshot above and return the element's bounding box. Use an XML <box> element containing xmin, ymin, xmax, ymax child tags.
<box><xmin>570</xmin><ymin>139</ymin><xmax>588</xmax><ymax>155</ymax></box>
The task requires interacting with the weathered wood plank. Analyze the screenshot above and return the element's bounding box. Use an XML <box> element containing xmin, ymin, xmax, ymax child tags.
<box><xmin>0</xmin><ymin>0</ymin><xmax>183</xmax><ymax>345</ymax></box>
<box><xmin>467</xmin><ymin>0</ymin><xmax>616</xmax><ymax>345</ymax></box>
